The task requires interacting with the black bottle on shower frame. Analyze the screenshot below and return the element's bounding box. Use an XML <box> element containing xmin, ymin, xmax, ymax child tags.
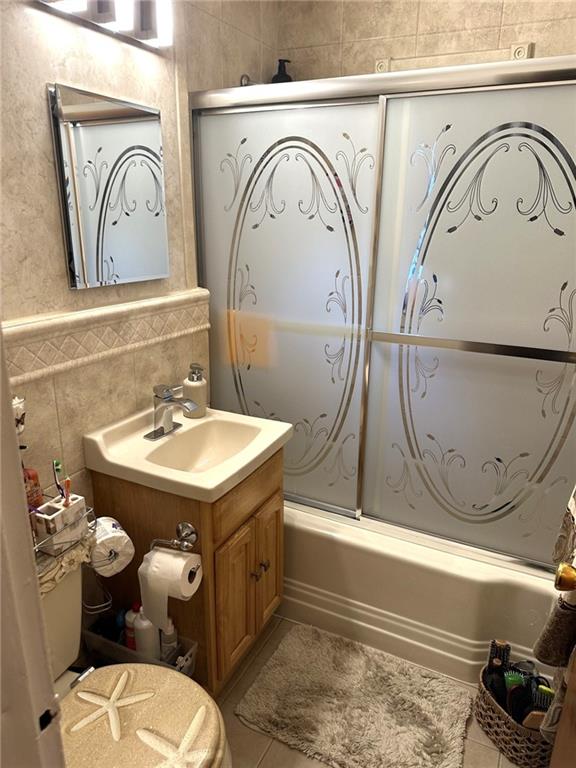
<box><xmin>272</xmin><ymin>59</ymin><xmax>292</xmax><ymax>83</ymax></box>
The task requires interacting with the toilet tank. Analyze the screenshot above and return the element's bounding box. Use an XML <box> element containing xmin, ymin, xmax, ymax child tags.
<box><xmin>40</xmin><ymin>565</ymin><xmax>82</xmax><ymax>681</ymax></box>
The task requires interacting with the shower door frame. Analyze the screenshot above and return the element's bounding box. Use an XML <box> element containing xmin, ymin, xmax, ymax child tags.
<box><xmin>190</xmin><ymin>56</ymin><xmax>576</xmax><ymax>559</ymax></box>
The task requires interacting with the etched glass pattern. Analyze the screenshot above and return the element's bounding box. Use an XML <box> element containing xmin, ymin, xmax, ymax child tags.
<box><xmin>60</xmin><ymin>120</ymin><xmax>169</xmax><ymax>288</ymax></box>
<box><xmin>197</xmin><ymin>83</ymin><xmax>575</xmax><ymax>563</ymax></box>
<box><xmin>365</xmin><ymin>84</ymin><xmax>575</xmax><ymax>563</ymax></box>
<box><xmin>197</xmin><ymin>104</ymin><xmax>379</xmax><ymax>513</ymax></box>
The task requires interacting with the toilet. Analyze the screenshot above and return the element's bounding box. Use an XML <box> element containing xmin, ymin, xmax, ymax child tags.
<box><xmin>41</xmin><ymin>564</ymin><xmax>232</xmax><ymax>767</ymax></box>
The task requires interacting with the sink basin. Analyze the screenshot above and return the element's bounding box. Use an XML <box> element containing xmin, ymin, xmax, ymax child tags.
<box><xmin>84</xmin><ymin>408</ymin><xmax>293</xmax><ymax>502</ymax></box>
<box><xmin>147</xmin><ymin>420</ymin><xmax>260</xmax><ymax>473</ymax></box>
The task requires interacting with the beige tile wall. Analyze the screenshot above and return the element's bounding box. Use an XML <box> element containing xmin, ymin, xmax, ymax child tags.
<box><xmin>276</xmin><ymin>0</ymin><xmax>576</xmax><ymax>80</ymax></box>
<box><xmin>20</xmin><ymin>330</ymin><xmax>209</xmax><ymax>504</ymax></box>
<box><xmin>1</xmin><ymin>0</ymin><xmax>279</xmax><ymax>502</ymax></box>
<box><xmin>178</xmin><ymin>1</ymin><xmax>280</xmax><ymax>91</ymax></box>
<box><xmin>1</xmin><ymin>0</ymin><xmax>185</xmax><ymax>321</ymax></box>
<box><xmin>0</xmin><ymin>0</ymin><xmax>280</xmax><ymax>323</ymax></box>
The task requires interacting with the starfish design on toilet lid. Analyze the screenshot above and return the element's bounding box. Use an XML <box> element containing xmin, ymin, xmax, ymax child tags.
<box><xmin>137</xmin><ymin>704</ymin><xmax>210</xmax><ymax>768</ymax></box>
<box><xmin>71</xmin><ymin>669</ymin><xmax>154</xmax><ymax>742</ymax></box>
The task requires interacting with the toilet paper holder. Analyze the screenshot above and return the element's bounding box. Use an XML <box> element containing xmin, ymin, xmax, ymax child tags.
<box><xmin>150</xmin><ymin>521</ymin><xmax>198</xmax><ymax>553</ymax></box>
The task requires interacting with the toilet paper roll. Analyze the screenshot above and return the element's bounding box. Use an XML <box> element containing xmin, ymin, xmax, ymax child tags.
<box><xmin>91</xmin><ymin>517</ymin><xmax>135</xmax><ymax>577</ymax></box>
<box><xmin>138</xmin><ymin>549</ymin><xmax>203</xmax><ymax>631</ymax></box>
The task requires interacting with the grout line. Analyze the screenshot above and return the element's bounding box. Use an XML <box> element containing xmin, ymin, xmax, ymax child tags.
<box><xmin>191</xmin><ymin>1</ymin><xmax>223</xmax><ymax>23</ymax></box>
<box><xmin>313</xmin><ymin>30</ymin><xmax>423</xmax><ymax>47</ymax></box>
<box><xmin>281</xmin><ymin>18</ymin><xmax>528</xmax><ymax>59</ymax></box>
<box><xmin>278</xmin><ymin>40</ymin><xmax>349</xmax><ymax>54</ymax></box>
<box><xmin>48</xmin><ymin>374</ymin><xmax>66</xmax><ymax>475</ymax></box>
<box><xmin>339</xmin><ymin>0</ymin><xmax>344</xmax><ymax>75</ymax></box>
<box><xmin>498</xmin><ymin>0</ymin><xmax>505</xmax><ymax>48</ymax></box>
<box><xmin>274</xmin><ymin>614</ymin><xmax>301</xmax><ymax>626</ymax></box>
<box><xmin>415</xmin><ymin>0</ymin><xmax>422</xmax><ymax>45</ymax></box>
<box><xmin>416</xmin><ymin>26</ymin><xmax>502</xmax><ymax>55</ymax></box>
<box><xmin>391</xmin><ymin>47</ymin><xmax>509</xmax><ymax>69</ymax></box>
<box><xmin>221</xmin><ymin>21</ymin><xmax>265</xmax><ymax>46</ymax></box>
<box><xmin>498</xmin><ymin>14</ymin><xmax>576</xmax><ymax>48</ymax></box>
<box><xmin>389</xmin><ymin>47</ymin><xmax>509</xmax><ymax>68</ymax></box>
<box><xmin>255</xmin><ymin>738</ymin><xmax>275</xmax><ymax>768</ymax></box>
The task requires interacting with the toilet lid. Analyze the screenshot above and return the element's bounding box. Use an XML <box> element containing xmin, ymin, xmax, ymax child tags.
<box><xmin>60</xmin><ymin>664</ymin><xmax>226</xmax><ymax>767</ymax></box>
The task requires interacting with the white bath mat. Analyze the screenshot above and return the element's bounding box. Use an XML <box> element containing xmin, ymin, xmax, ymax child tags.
<box><xmin>236</xmin><ymin>624</ymin><xmax>472</xmax><ymax>768</ymax></box>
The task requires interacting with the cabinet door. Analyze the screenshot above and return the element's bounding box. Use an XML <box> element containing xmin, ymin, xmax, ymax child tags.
<box><xmin>255</xmin><ymin>492</ymin><xmax>284</xmax><ymax>631</ymax></box>
<box><xmin>215</xmin><ymin>518</ymin><xmax>256</xmax><ymax>681</ymax></box>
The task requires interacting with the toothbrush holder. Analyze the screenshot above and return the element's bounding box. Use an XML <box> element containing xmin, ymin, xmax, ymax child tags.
<box><xmin>33</xmin><ymin>494</ymin><xmax>88</xmax><ymax>556</ymax></box>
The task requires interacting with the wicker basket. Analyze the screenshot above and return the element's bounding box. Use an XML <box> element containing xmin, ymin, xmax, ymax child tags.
<box><xmin>474</xmin><ymin>667</ymin><xmax>553</xmax><ymax>768</ymax></box>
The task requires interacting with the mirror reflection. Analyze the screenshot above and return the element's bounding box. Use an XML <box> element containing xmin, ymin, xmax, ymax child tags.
<box><xmin>48</xmin><ymin>83</ymin><xmax>170</xmax><ymax>289</ymax></box>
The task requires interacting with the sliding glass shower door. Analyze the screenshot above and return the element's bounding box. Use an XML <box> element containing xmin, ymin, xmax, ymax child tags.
<box><xmin>194</xmin><ymin>78</ymin><xmax>575</xmax><ymax>564</ymax></box>
<box><xmin>364</xmin><ymin>85</ymin><xmax>575</xmax><ymax>564</ymax></box>
<box><xmin>195</xmin><ymin>103</ymin><xmax>379</xmax><ymax>514</ymax></box>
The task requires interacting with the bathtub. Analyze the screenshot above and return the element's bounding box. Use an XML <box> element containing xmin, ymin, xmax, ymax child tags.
<box><xmin>278</xmin><ymin>504</ymin><xmax>556</xmax><ymax>683</ymax></box>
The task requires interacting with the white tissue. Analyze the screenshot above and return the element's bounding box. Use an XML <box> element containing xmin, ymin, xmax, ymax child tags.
<box><xmin>91</xmin><ymin>517</ymin><xmax>135</xmax><ymax>577</ymax></box>
<box><xmin>138</xmin><ymin>549</ymin><xmax>203</xmax><ymax>631</ymax></box>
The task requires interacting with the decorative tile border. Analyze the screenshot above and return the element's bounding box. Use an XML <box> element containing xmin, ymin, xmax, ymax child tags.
<box><xmin>3</xmin><ymin>289</ymin><xmax>210</xmax><ymax>385</ymax></box>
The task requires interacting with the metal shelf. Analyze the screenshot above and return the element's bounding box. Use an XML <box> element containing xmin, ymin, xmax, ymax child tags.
<box><xmin>31</xmin><ymin>503</ymin><xmax>95</xmax><ymax>558</ymax></box>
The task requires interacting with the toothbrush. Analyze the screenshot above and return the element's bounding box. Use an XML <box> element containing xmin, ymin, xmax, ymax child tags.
<box><xmin>63</xmin><ymin>476</ymin><xmax>71</xmax><ymax>507</ymax></box>
<box><xmin>52</xmin><ymin>459</ymin><xmax>65</xmax><ymax>498</ymax></box>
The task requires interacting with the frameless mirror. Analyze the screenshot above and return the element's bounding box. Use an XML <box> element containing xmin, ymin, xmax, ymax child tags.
<box><xmin>48</xmin><ymin>83</ymin><xmax>170</xmax><ymax>289</ymax></box>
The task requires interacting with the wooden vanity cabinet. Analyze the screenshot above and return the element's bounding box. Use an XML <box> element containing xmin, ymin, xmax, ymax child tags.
<box><xmin>91</xmin><ymin>450</ymin><xmax>283</xmax><ymax>696</ymax></box>
<box><xmin>215</xmin><ymin>491</ymin><xmax>283</xmax><ymax>681</ymax></box>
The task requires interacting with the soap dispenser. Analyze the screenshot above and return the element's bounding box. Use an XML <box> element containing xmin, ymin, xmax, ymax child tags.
<box><xmin>271</xmin><ymin>59</ymin><xmax>292</xmax><ymax>83</ymax></box>
<box><xmin>182</xmin><ymin>363</ymin><xmax>207</xmax><ymax>418</ymax></box>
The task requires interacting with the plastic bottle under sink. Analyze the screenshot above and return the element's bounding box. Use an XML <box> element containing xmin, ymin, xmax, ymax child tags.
<box><xmin>161</xmin><ymin>617</ymin><xmax>178</xmax><ymax>660</ymax></box>
<box><xmin>134</xmin><ymin>607</ymin><xmax>160</xmax><ymax>659</ymax></box>
<box><xmin>124</xmin><ymin>601</ymin><xmax>140</xmax><ymax>650</ymax></box>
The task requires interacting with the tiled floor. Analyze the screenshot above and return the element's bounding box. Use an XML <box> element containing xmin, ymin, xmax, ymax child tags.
<box><xmin>217</xmin><ymin>617</ymin><xmax>514</xmax><ymax>768</ymax></box>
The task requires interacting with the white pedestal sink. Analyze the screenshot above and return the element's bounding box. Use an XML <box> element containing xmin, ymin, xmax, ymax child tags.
<box><xmin>84</xmin><ymin>408</ymin><xmax>293</xmax><ymax>502</ymax></box>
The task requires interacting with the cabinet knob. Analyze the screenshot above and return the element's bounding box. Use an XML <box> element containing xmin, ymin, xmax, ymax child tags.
<box><xmin>250</xmin><ymin>560</ymin><xmax>270</xmax><ymax>580</ymax></box>
<box><xmin>250</xmin><ymin>570</ymin><xmax>262</xmax><ymax>581</ymax></box>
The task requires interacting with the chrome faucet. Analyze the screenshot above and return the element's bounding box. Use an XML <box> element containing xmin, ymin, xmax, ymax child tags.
<box><xmin>143</xmin><ymin>384</ymin><xmax>198</xmax><ymax>441</ymax></box>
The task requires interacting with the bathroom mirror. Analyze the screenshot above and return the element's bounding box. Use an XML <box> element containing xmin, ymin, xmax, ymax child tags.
<box><xmin>48</xmin><ymin>83</ymin><xmax>170</xmax><ymax>289</ymax></box>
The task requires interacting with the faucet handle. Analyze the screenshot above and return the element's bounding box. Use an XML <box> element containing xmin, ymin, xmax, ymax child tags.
<box><xmin>153</xmin><ymin>384</ymin><xmax>174</xmax><ymax>399</ymax></box>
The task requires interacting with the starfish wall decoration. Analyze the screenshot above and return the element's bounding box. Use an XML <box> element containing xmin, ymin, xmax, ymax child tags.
<box><xmin>137</xmin><ymin>704</ymin><xmax>211</xmax><ymax>768</ymax></box>
<box><xmin>70</xmin><ymin>670</ymin><xmax>155</xmax><ymax>742</ymax></box>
